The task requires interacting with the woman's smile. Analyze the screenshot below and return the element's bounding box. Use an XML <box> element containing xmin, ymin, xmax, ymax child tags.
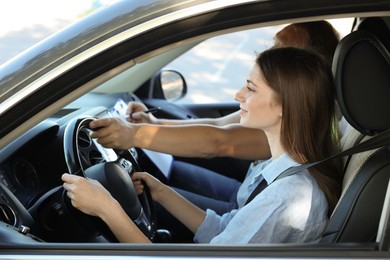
<box><xmin>239</xmin><ymin>107</ymin><xmax>248</xmax><ymax>116</ymax></box>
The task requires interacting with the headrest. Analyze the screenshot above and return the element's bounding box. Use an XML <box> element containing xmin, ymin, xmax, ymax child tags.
<box><xmin>334</xmin><ymin>30</ymin><xmax>390</xmax><ymax>136</ymax></box>
<box><xmin>358</xmin><ymin>17</ymin><xmax>390</xmax><ymax>51</ymax></box>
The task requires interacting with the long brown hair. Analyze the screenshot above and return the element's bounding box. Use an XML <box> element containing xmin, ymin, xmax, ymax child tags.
<box><xmin>257</xmin><ymin>47</ymin><xmax>342</xmax><ymax>214</ymax></box>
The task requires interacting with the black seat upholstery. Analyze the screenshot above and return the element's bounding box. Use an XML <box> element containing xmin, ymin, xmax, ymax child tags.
<box><xmin>320</xmin><ymin>26</ymin><xmax>390</xmax><ymax>242</ymax></box>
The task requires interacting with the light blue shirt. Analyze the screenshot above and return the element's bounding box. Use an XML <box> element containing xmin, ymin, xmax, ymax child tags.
<box><xmin>194</xmin><ymin>153</ymin><xmax>328</xmax><ymax>244</ymax></box>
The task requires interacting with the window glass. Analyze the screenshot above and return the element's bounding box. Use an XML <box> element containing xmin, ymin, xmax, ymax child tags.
<box><xmin>163</xmin><ymin>18</ymin><xmax>354</xmax><ymax>104</ymax></box>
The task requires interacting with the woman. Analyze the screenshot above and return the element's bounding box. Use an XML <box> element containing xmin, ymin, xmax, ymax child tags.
<box><xmin>62</xmin><ymin>47</ymin><xmax>342</xmax><ymax>243</ymax></box>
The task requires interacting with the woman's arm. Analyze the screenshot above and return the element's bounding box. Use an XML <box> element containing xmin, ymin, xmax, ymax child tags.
<box><xmin>62</xmin><ymin>172</ymin><xmax>207</xmax><ymax>241</ymax></box>
<box><xmin>132</xmin><ymin>172</ymin><xmax>206</xmax><ymax>233</ymax></box>
<box><xmin>61</xmin><ymin>173</ymin><xmax>150</xmax><ymax>243</ymax></box>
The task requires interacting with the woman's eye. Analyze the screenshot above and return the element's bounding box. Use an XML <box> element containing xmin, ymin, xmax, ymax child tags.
<box><xmin>244</xmin><ymin>81</ymin><xmax>256</xmax><ymax>97</ymax></box>
<box><xmin>246</xmin><ymin>86</ymin><xmax>254</xmax><ymax>92</ymax></box>
<box><xmin>246</xmin><ymin>84</ymin><xmax>256</xmax><ymax>94</ymax></box>
<box><xmin>245</xmin><ymin>86</ymin><xmax>254</xmax><ymax>97</ymax></box>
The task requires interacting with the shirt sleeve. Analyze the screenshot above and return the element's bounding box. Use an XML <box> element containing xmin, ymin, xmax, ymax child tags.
<box><xmin>194</xmin><ymin>193</ymin><xmax>285</xmax><ymax>243</ymax></box>
<box><xmin>193</xmin><ymin>173</ymin><xmax>328</xmax><ymax>244</ymax></box>
<box><xmin>211</xmin><ymin>194</ymin><xmax>286</xmax><ymax>244</ymax></box>
<box><xmin>194</xmin><ymin>208</ymin><xmax>239</xmax><ymax>243</ymax></box>
<box><xmin>193</xmin><ymin>209</ymin><xmax>223</xmax><ymax>243</ymax></box>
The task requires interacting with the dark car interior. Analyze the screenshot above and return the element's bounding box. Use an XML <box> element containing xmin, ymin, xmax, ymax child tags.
<box><xmin>1</xmin><ymin>12</ymin><xmax>390</xmax><ymax>253</ymax></box>
<box><xmin>320</xmin><ymin>18</ymin><xmax>390</xmax><ymax>243</ymax></box>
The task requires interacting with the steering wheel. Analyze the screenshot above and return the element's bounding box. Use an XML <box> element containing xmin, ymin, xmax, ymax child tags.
<box><xmin>63</xmin><ymin>116</ymin><xmax>156</xmax><ymax>242</ymax></box>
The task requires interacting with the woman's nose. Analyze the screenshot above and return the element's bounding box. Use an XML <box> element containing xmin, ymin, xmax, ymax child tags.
<box><xmin>234</xmin><ymin>86</ymin><xmax>246</xmax><ymax>102</ymax></box>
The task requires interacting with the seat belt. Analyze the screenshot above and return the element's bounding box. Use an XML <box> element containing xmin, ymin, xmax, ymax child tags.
<box><xmin>278</xmin><ymin>128</ymin><xmax>390</xmax><ymax>179</ymax></box>
<box><xmin>245</xmin><ymin>178</ymin><xmax>268</xmax><ymax>205</ymax></box>
<box><xmin>245</xmin><ymin>128</ymin><xmax>390</xmax><ymax>205</ymax></box>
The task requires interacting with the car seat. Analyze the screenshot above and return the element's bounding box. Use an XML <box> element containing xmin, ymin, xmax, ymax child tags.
<box><xmin>320</xmin><ymin>22</ymin><xmax>390</xmax><ymax>242</ymax></box>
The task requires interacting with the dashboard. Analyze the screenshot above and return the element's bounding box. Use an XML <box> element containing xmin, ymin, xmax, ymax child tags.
<box><xmin>0</xmin><ymin>93</ymin><xmax>172</xmax><ymax>238</ymax></box>
<box><xmin>0</xmin><ymin>157</ymin><xmax>42</xmax><ymax>203</ymax></box>
<box><xmin>0</xmin><ymin>120</ymin><xmax>64</xmax><ymax>209</ymax></box>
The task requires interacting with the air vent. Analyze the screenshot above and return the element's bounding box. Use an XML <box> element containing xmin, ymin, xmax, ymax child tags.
<box><xmin>78</xmin><ymin>129</ymin><xmax>92</xmax><ymax>148</ymax></box>
<box><xmin>0</xmin><ymin>204</ymin><xmax>16</xmax><ymax>226</ymax></box>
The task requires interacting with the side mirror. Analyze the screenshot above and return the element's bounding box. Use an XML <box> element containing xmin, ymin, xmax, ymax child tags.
<box><xmin>160</xmin><ymin>70</ymin><xmax>187</xmax><ymax>101</ymax></box>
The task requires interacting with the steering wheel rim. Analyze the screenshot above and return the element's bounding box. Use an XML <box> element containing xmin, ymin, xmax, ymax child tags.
<box><xmin>63</xmin><ymin>116</ymin><xmax>156</xmax><ymax>242</ymax></box>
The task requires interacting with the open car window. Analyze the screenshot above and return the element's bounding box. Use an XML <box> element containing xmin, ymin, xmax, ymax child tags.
<box><xmin>164</xmin><ymin>18</ymin><xmax>355</xmax><ymax>105</ymax></box>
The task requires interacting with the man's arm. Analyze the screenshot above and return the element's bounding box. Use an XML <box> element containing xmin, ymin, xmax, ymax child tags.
<box><xmin>156</xmin><ymin>111</ymin><xmax>240</xmax><ymax>127</ymax></box>
<box><xmin>89</xmin><ymin>118</ymin><xmax>271</xmax><ymax>160</ymax></box>
<box><xmin>128</xmin><ymin>101</ymin><xmax>240</xmax><ymax>127</ymax></box>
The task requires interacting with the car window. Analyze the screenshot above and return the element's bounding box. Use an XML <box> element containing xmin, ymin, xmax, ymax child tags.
<box><xmin>164</xmin><ymin>18</ymin><xmax>354</xmax><ymax>104</ymax></box>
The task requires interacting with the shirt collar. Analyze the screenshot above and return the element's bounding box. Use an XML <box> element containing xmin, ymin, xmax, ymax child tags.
<box><xmin>251</xmin><ymin>153</ymin><xmax>300</xmax><ymax>185</ymax></box>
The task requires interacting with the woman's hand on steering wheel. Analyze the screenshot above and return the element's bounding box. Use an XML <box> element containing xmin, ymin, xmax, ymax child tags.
<box><xmin>131</xmin><ymin>172</ymin><xmax>166</xmax><ymax>202</ymax></box>
<box><xmin>62</xmin><ymin>173</ymin><xmax>116</xmax><ymax>219</ymax></box>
